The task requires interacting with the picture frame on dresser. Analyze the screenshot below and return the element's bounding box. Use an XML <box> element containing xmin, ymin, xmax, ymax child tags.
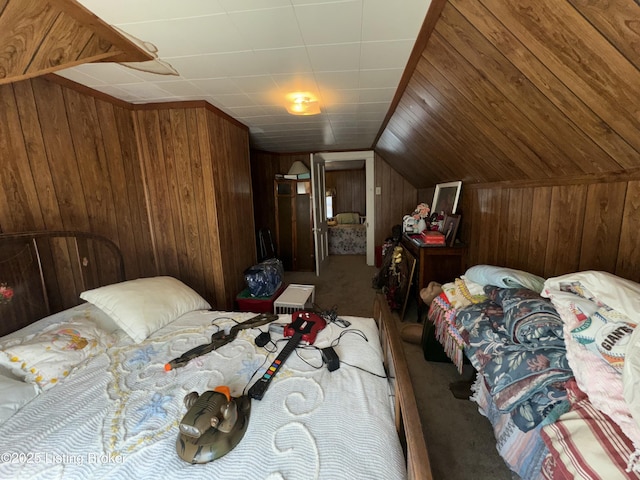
<box><xmin>432</xmin><ymin>181</ymin><xmax>462</xmax><ymax>215</ymax></box>
<box><xmin>441</xmin><ymin>214</ymin><xmax>461</xmax><ymax>247</ymax></box>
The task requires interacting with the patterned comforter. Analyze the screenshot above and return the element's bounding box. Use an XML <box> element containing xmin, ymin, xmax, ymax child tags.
<box><xmin>456</xmin><ymin>286</ymin><xmax>573</xmax><ymax>432</ymax></box>
<box><xmin>328</xmin><ymin>224</ymin><xmax>366</xmax><ymax>255</ymax></box>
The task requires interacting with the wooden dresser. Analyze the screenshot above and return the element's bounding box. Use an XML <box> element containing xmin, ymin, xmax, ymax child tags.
<box><xmin>400</xmin><ymin>235</ymin><xmax>466</xmax><ymax>317</ymax></box>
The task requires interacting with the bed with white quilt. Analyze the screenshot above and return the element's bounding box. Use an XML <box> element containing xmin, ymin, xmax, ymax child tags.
<box><xmin>428</xmin><ymin>265</ymin><xmax>640</xmax><ymax>480</ymax></box>
<box><xmin>328</xmin><ymin>213</ymin><xmax>366</xmax><ymax>255</ymax></box>
<box><xmin>0</xmin><ymin>231</ymin><xmax>431</xmax><ymax>480</ymax></box>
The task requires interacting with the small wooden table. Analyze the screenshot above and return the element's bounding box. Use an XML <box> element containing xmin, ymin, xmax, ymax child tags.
<box><xmin>400</xmin><ymin>235</ymin><xmax>466</xmax><ymax>319</ymax></box>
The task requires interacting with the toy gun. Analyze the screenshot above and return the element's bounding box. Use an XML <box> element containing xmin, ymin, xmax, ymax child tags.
<box><xmin>165</xmin><ymin>312</ymin><xmax>279</xmax><ymax>371</ymax></box>
<box><xmin>177</xmin><ymin>386</ymin><xmax>251</xmax><ymax>463</ymax></box>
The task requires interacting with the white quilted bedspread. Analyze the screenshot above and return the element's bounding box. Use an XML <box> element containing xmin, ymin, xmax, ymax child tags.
<box><xmin>0</xmin><ymin>308</ymin><xmax>405</xmax><ymax>480</ymax></box>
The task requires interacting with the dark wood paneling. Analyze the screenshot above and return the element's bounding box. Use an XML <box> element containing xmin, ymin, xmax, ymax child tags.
<box><xmin>376</xmin><ymin>0</ymin><xmax>640</xmax><ymax>188</ymax></box>
<box><xmin>0</xmin><ymin>77</ymin><xmax>156</xmax><ymax>313</ymax></box>
<box><xmin>326</xmin><ymin>169</ymin><xmax>366</xmax><ymax>216</ymax></box>
<box><xmin>579</xmin><ymin>182</ymin><xmax>626</xmax><ymax>272</ymax></box>
<box><xmin>250</xmin><ymin>151</ymin><xmax>311</xmax><ymax>257</ymax></box>
<box><xmin>374</xmin><ymin>153</ymin><xmax>418</xmax><ymax>247</ymax></box>
<box><xmin>206</xmin><ymin>108</ymin><xmax>254</xmax><ymax>307</ymax></box>
<box><xmin>465</xmin><ymin>179</ymin><xmax>640</xmax><ymax>283</ymax></box>
<box><xmin>135</xmin><ymin>106</ymin><xmax>253</xmax><ymax>309</ymax></box>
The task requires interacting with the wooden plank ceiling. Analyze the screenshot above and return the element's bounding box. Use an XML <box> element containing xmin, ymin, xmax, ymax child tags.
<box><xmin>0</xmin><ymin>0</ymin><xmax>151</xmax><ymax>85</ymax></box>
<box><xmin>376</xmin><ymin>0</ymin><xmax>640</xmax><ymax>188</ymax></box>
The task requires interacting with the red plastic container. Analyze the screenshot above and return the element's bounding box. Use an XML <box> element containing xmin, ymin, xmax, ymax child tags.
<box><xmin>235</xmin><ymin>284</ymin><xmax>285</xmax><ymax>313</ymax></box>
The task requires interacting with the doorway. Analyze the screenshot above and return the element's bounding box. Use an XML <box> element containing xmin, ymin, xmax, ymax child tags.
<box><xmin>314</xmin><ymin>150</ymin><xmax>375</xmax><ymax>267</ymax></box>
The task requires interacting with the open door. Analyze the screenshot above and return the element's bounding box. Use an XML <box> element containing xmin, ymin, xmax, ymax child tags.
<box><xmin>311</xmin><ymin>153</ymin><xmax>328</xmax><ymax>276</ymax></box>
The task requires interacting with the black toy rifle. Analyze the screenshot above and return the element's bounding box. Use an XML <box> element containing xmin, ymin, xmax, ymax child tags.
<box><xmin>165</xmin><ymin>312</ymin><xmax>279</xmax><ymax>371</ymax></box>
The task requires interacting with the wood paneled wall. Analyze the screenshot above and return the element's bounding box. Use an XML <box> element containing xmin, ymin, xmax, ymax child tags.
<box><xmin>0</xmin><ymin>75</ymin><xmax>254</xmax><ymax>312</ymax></box>
<box><xmin>250</xmin><ymin>151</ymin><xmax>310</xmax><ymax>254</ymax></box>
<box><xmin>132</xmin><ymin>104</ymin><xmax>254</xmax><ymax>309</ymax></box>
<box><xmin>205</xmin><ymin>108</ymin><xmax>255</xmax><ymax>306</ymax></box>
<box><xmin>463</xmin><ymin>177</ymin><xmax>640</xmax><ymax>283</ymax></box>
<box><xmin>374</xmin><ymin>153</ymin><xmax>418</xmax><ymax>247</ymax></box>
<box><xmin>326</xmin><ymin>169</ymin><xmax>366</xmax><ymax>216</ymax></box>
<box><xmin>0</xmin><ymin>76</ymin><xmax>155</xmax><ymax>281</ymax></box>
<box><xmin>376</xmin><ymin>0</ymin><xmax>640</xmax><ymax>188</ymax></box>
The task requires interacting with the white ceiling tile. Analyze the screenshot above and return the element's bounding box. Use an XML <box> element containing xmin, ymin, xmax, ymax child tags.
<box><xmin>291</xmin><ymin>0</ymin><xmax>356</xmax><ymax>4</ymax></box>
<box><xmin>360</xmin><ymin>40</ymin><xmax>415</xmax><ymax>69</ymax></box>
<box><xmin>66</xmin><ymin>64</ymin><xmax>146</xmax><ymax>85</ymax></box>
<box><xmin>355</xmin><ymin>113</ymin><xmax>386</xmax><ymax>123</ymax></box>
<box><xmin>78</xmin><ymin>0</ymin><xmax>225</xmax><ymax>24</ymax></box>
<box><xmin>315</xmin><ymin>71</ymin><xmax>360</xmax><ymax>91</ymax></box>
<box><xmin>53</xmin><ymin>0</ymin><xmax>430</xmax><ymax>153</ymax></box>
<box><xmin>357</xmin><ymin>102</ymin><xmax>390</xmax><ymax>113</ymax></box>
<box><xmin>55</xmin><ymin>68</ymin><xmax>107</xmax><ymax>86</ymax></box>
<box><xmin>191</xmin><ymin>78</ymin><xmax>244</xmax><ymax>95</ymax></box>
<box><xmin>220</xmin><ymin>0</ymin><xmax>291</xmax><ymax>12</ymax></box>
<box><xmin>115</xmin><ymin>83</ymin><xmax>178</xmax><ymax>100</ymax></box>
<box><xmin>362</xmin><ymin>0</ymin><xmax>428</xmax><ymax>42</ymax></box>
<box><xmin>358</xmin><ymin>87</ymin><xmax>395</xmax><ymax>103</ymax></box>
<box><xmin>169</xmin><ymin>51</ymin><xmax>272</xmax><ymax>79</ymax></box>
<box><xmin>325</xmin><ymin>103</ymin><xmax>359</xmax><ymax>114</ymax></box>
<box><xmin>208</xmin><ymin>93</ymin><xmax>256</xmax><ymax>108</ymax></box>
<box><xmin>231</xmin><ymin>75</ymin><xmax>280</xmax><ymax>94</ymax></box>
<box><xmin>358</xmin><ymin>68</ymin><xmax>403</xmax><ymax>88</ymax></box>
<box><xmin>324</xmin><ymin>89</ymin><xmax>360</xmax><ymax>104</ymax></box>
<box><xmin>229</xmin><ymin>7</ymin><xmax>304</xmax><ymax>50</ymax></box>
<box><xmin>151</xmin><ymin>80</ymin><xmax>207</xmax><ymax>96</ymax></box>
<box><xmin>245</xmin><ymin>91</ymin><xmax>283</xmax><ymax>107</ymax></box>
<box><xmin>89</xmin><ymin>85</ymin><xmax>140</xmax><ymax>101</ymax></box>
<box><xmin>116</xmin><ymin>16</ymin><xmax>250</xmax><ymax>57</ymax></box>
<box><xmin>295</xmin><ymin>1</ymin><xmax>362</xmax><ymax>45</ymax></box>
<box><xmin>307</xmin><ymin>43</ymin><xmax>361</xmax><ymax>71</ymax></box>
<box><xmin>253</xmin><ymin>47</ymin><xmax>313</xmax><ymax>75</ymax></box>
<box><xmin>226</xmin><ymin>105</ymin><xmax>270</xmax><ymax>117</ymax></box>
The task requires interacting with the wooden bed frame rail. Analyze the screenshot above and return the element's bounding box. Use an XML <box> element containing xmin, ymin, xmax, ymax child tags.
<box><xmin>373</xmin><ymin>293</ymin><xmax>433</xmax><ymax>480</ymax></box>
<box><xmin>0</xmin><ymin>231</ymin><xmax>125</xmax><ymax>337</ymax></box>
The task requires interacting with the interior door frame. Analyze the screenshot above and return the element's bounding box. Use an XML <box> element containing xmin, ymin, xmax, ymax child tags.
<box><xmin>314</xmin><ymin>150</ymin><xmax>375</xmax><ymax>266</ymax></box>
<box><xmin>310</xmin><ymin>153</ymin><xmax>328</xmax><ymax>276</ymax></box>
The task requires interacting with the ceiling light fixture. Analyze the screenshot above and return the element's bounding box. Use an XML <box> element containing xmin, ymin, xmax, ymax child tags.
<box><xmin>286</xmin><ymin>92</ymin><xmax>321</xmax><ymax>116</ymax></box>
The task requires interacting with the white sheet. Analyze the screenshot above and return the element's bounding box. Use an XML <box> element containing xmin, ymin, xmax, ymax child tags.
<box><xmin>0</xmin><ymin>306</ymin><xmax>405</xmax><ymax>479</ymax></box>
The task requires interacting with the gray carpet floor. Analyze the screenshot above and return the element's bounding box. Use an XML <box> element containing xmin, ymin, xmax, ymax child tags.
<box><xmin>283</xmin><ymin>255</ymin><xmax>516</xmax><ymax>480</ymax></box>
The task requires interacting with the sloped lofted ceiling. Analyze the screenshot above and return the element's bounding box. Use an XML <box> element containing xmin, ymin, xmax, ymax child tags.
<box><xmin>2</xmin><ymin>0</ymin><xmax>640</xmax><ymax>190</ymax></box>
<box><xmin>0</xmin><ymin>0</ymin><xmax>152</xmax><ymax>84</ymax></box>
<box><xmin>377</xmin><ymin>0</ymin><xmax>640</xmax><ymax>188</ymax></box>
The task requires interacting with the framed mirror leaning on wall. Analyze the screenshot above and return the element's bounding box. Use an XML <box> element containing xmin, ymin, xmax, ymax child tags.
<box><xmin>432</xmin><ymin>181</ymin><xmax>462</xmax><ymax>216</ymax></box>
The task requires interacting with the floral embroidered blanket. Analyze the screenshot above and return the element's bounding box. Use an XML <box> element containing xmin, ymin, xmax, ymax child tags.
<box><xmin>0</xmin><ymin>307</ymin><xmax>404</xmax><ymax>480</ymax></box>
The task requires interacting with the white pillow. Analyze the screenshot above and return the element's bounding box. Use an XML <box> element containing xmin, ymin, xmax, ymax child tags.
<box><xmin>465</xmin><ymin>265</ymin><xmax>546</xmax><ymax>293</ymax></box>
<box><xmin>80</xmin><ymin>276</ymin><xmax>211</xmax><ymax>343</ymax></box>
<box><xmin>0</xmin><ymin>374</ymin><xmax>39</xmax><ymax>423</ymax></box>
<box><xmin>0</xmin><ymin>320</ymin><xmax>112</xmax><ymax>390</ymax></box>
